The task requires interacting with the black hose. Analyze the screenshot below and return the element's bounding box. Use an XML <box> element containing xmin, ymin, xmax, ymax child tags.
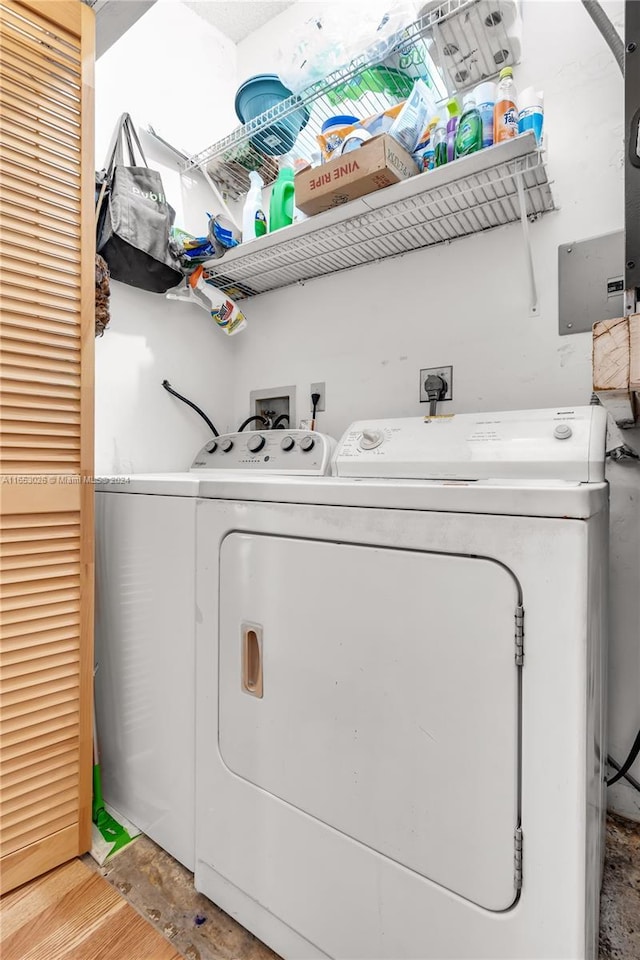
<box><xmin>581</xmin><ymin>1</ymin><xmax>624</xmax><ymax>75</ymax></box>
<box><xmin>607</xmin><ymin>727</ymin><xmax>640</xmax><ymax>787</ymax></box>
<box><xmin>272</xmin><ymin>414</ymin><xmax>290</xmax><ymax>430</ymax></box>
<box><xmin>238</xmin><ymin>415</ymin><xmax>270</xmax><ymax>432</ymax></box>
<box><xmin>161</xmin><ymin>380</ymin><xmax>219</xmax><ymax>437</ymax></box>
<box><xmin>608</xmin><ymin>754</ymin><xmax>640</xmax><ymax>793</ymax></box>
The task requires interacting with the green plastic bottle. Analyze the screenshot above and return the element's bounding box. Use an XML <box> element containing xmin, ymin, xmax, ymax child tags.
<box><xmin>433</xmin><ymin>118</ymin><xmax>447</xmax><ymax>167</ymax></box>
<box><xmin>455</xmin><ymin>95</ymin><xmax>483</xmax><ymax>159</ymax></box>
<box><xmin>269</xmin><ymin>163</ymin><xmax>295</xmax><ymax>232</ymax></box>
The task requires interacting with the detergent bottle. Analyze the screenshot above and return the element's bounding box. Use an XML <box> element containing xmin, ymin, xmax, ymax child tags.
<box><xmin>269</xmin><ymin>160</ymin><xmax>295</xmax><ymax>232</ymax></box>
<box><xmin>494</xmin><ymin>67</ymin><xmax>519</xmax><ymax>143</ymax></box>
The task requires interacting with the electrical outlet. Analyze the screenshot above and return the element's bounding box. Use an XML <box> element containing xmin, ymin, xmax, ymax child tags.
<box><xmin>250</xmin><ymin>385</ymin><xmax>296</xmax><ymax>429</ymax></box>
<box><xmin>419</xmin><ymin>366</ymin><xmax>453</xmax><ymax>403</ymax></box>
<box><xmin>310</xmin><ymin>382</ymin><xmax>326</xmax><ymax>412</ymax></box>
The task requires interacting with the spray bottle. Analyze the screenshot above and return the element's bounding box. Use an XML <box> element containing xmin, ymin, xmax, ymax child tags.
<box><xmin>242</xmin><ymin>171</ymin><xmax>267</xmax><ymax>242</ymax></box>
<box><xmin>494</xmin><ymin>67</ymin><xmax>519</xmax><ymax>143</ymax></box>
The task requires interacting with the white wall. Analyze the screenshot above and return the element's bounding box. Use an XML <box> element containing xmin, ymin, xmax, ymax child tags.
<box><xmin>95</xmin><ymin>0</ymin><xmax>241</xmax><ymax>473</ymax></box>
<box><xmin>230</xmin><ymin>0</ymin><xmax>640</xmax><ymax>817</ymax></box>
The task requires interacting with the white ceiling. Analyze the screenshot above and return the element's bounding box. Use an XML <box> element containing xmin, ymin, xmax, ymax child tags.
<box><xmin>182</xmin><ymin>0</ymin><xmax>296</xmax><ymax>44</ymax></box>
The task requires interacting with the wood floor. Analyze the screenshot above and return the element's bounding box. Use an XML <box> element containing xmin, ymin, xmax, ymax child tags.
<box><xmin>0</xmin><ymin>857</ymin><xmax>182</xmax><ymax>960</ymax></box>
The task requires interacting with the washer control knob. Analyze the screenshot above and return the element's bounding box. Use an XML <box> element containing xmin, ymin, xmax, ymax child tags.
<box><xmin>220</xmin><ymin>438</ymin><xmax>234</xmax><ymax>453</ymax></box>
<box><xmin>300</xmin><ymin>435</ymin><xmax>315</xmax><ymax>452</ymax></box>
<box><xmin>281</xmin><ymin>436</ymin><xmax>295</xmax><ymax>452</ymax></box>
<box><xmin>554</xmin><ymin>423</ymin><xmax>573</xmax><ymax>440</ymax></box>
<box><xmin>247</xmin><ymin>434</ymin><xmax>266</xmax><ymax>453</ymax></box>
<box><xmin>205</xmin><ymin>441</ymin><xmax>217</xmax><ymax>454</ymax></box>
<box><xmin>360</xmin><ymin>429</ymin><xmax>384</xmax><ymax>450</ymax></box>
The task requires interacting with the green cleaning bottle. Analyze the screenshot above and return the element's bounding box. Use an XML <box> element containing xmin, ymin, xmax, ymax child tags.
<box><xmin>269</xmin><ymin>162</ymin><xmax>295</xmax><ymax>232</ymax></box>
<box><xmin>455</xmin><ymin>94</ymin><xmax>483</xmax><ymax>159</ymax></box>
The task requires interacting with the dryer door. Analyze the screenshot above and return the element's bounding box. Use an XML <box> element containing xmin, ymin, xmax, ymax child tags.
<box><xmin>219</xmin><ymin>534</ymin><xmax>520</xmax><ymax>911</ymax></box>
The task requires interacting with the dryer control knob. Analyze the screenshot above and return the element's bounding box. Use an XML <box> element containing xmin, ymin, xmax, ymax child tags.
<box><xmin>360</xmin><ymin>429</ymin><xmax>384</xmax><ymax>450</ymax></box>
<box><xmin>247</xmin><ymin>434</ymin><xmax>266</xmax><ymax>453</ymax></box>
<box><xmin>220</xmin><ymin>438</ymin><xmax>234</xmax><ymax>452</ymax></box>
<box><xmin>554</xmin><ymin>424</ymin><xmax>573</xmax><ymax>440</ymax></box>
<box><xmin>205</xmin><ymin>441</ymin><xmax>217</xmax><ymax>454</ymax></box>
<box><xmin>281</xmin><ymin>436</ymin><xmax>295</xmax><ymax>452</ymax></box>
<box><xmin>300</xmin><ymin>435</ymin><xmax>315</xmax><ymax>452</ymax></box>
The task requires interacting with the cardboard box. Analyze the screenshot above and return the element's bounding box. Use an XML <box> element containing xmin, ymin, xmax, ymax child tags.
<box><xmin>295</xmin><ymin>134</ymin><xmax>419</xmax><ymax>216</ymax></box>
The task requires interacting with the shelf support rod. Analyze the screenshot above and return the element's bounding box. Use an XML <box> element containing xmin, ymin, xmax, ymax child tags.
<box><xmin>515</xmin><ymin>171</ymin><xmax>538</xmax><ymax>316</ymax></box>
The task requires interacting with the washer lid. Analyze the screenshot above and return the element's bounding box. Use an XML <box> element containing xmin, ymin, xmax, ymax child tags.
<box><xmin>196</xmin><ymin>474</ymin><xmax>607</xmax><ymax>519</ymax></box>
<box><xmin>94</xmin><ymin>473</ymin><xmax>201</xmax><ymax>496</ymax></box>
<box><xmin>334</xmin><ymin>406</ymin><xmax>607</xmax><ymax>482</ymax></box>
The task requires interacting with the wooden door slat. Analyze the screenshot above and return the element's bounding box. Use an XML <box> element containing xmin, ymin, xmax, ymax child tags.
<box><xmin>0</xmin><ymin>298</ymin><xmax>80</xmax><ymax>326</ymax></box>
<box><xmin>1</xmin><ymin>597</ymin><xmax>79</xmax><ymax>627</ymax></box>
<box><xmin>0</xmin><ymin>231</ymin><xmax>80</xmax><ymax>267</ymax></box>
<box><xmin>0</xmin><ymin>334</ymin><xmax>81</xmax><ymax>364</ymax></box>
<box><xmin>0</xmin><ymin>93</ymin><xmax>81</xmax><ymax>143</ymax></box>
<box><xmin>0</xmin><ymin>190</ymin><xmax>78</xmax><ymax>230</ymax></box>
<box><xmin>1</xmin><ymin>796</ymin><xmax>78</xmax><ymax>848</ymax></box>
<box><xmin>0</xmin><ymin>106</ymin><xmax>81</xmax><ymax>152</ymax></box>
<box><xmin>0</xmin><ymin>813</ymin><xmax>77</xmax><ymax>864</ymax></box>
<box><xmin>0</xmin><ymin>562</ymin><xmax>81</xmax><ymax>588</ymax></box>
<box><xmin>3</xmin><ymin>0</ymin><xmax>81</xmax><ymax>46</ymax></box>
<box><xmin>1</xmin><ymin>738</ymin><xmax>78</xmax><ymax>781</ymax></box>
<box><xmin>1</xmin><ymin>762</ymin><xmax>78</xmax><ymax>807</ymax></box>
<box><xmin>0</xmin><ymin>26</ymin><xmax>81</xmax><ymax>77</ymax></box>
<box><xmin>0</xmin><ymin>349</ymin><xmax>81</xmax><ymax>378</ymax></box>
<box><xmin>0</xmin><ymin>313</ymin><xmax>81</xmax><ymax>340</ymax></box>
<box><xmin>0</xmin><ymin>154</ymin><xmax>81</xmax><ymax>199</ymax></box>
<box><xmin>0</xmin><ymin>524</ymin><xmax>80</xmax><ymax>543</ymax></box>
<box><xmin>0</xmin><ymin>198</ymin><xmax>80</xmax><ymax>244</ymax></box>
<box><xmin>0</xmin><ymin>170</ymin><xmax>81</xmax><ymax>216</ymax></box>
<box><xmin>0</xmin><ymin>127</ymin><xmax>81</xmax><ymax>180</ymax></box>
<box><xmin>1</xmin><ymin>661</ymin><xmax>80</xmax><ymax>698</ymax></box>
<box><xmin>1</xmin><ymin>1</ymin><xmax>81</xmax><ymax>57</ymax></box>
<box><xmin>0</xmin><ymin>258</ymin><xmax>81</xmax><ymax>294</ymax></box>
<box><xmin>1</xmin><ymin>422</ymin><xmax>81</xmax><ymax>442</ymax></box>
<box><xmin>0</xmin><ymin>70</ymin><xmax>81</xmax><ymax>124</ymax></box>
<box><xmin>0</xmin><ymin>280</ymin><xmax>80</xmax><ymax>313</ymax></box>
<box><xmin>0</xmin><ymin>103</ymin><xmax>81</xmax><ymax>155</ymax></box>
<box><xmin>0</xmin><ymin>44</ymin><xmax>81</xmax><ymax>105</ymax></box>
<box><xmin>0</xmin><ymin>721</ymin><xmax>78</xmax><ymax>767</ymax></box>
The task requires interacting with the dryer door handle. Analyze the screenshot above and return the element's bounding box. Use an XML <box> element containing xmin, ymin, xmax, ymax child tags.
<box><xmin>241</xmin><ymin>624</ymin><xmax>263</xmax><ymax>698</ymax></box>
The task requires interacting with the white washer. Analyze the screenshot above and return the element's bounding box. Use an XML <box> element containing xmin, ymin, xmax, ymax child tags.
<box><xmin>94</xmin><ymin>432</ymin><xmax>334</xmax><ymax>871</ymax></box>
<box><xmin>95</xmin><ymin>472</ymin><xmax>200</xmax><ymax>869</ymax></box>
<box><xmin>194</xmin><ymin>406</ymin><xmax>608</xmax><ymax>960</ymax></box>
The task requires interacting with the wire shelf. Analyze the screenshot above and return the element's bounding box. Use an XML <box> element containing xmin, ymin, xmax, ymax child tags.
<box><xmin>184</xmin><ymin>0</ymin><xmax>522</xmax><ymax>199</ymax></box>
<box><xmin>202</xmin><ymin>133</ymin><xmax>555</xmax><ymax>300</ymax></box>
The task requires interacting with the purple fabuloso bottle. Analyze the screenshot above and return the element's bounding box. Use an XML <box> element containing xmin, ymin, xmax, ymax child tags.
<box><xmin>446</xmin><ymin>99</ymin><xmax>460</xmax><ymax>163</ymax></box>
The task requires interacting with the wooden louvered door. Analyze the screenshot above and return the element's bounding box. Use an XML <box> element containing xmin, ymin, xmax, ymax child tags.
<box><xmin>0</xmin><ymin>0</ymin><xmax>94</xmax><ymax>893</ymax></box>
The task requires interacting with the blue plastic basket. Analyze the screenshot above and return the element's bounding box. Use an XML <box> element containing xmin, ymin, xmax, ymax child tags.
<box><xmin>235</xmin><ymin>74</ymin><xmax>310</xmax><ymax>156</ymax></box>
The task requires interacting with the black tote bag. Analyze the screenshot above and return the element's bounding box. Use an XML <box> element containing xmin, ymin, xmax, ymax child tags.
<box><xmin>96</xmin><ymin>114</ymin><xmax>183</xmax><ymax>294</ymax></box>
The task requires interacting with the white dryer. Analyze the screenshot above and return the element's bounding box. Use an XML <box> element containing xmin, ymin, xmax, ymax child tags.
<box><xmin>94</xmin><ymin>431</ymin><xmax>334</xmax><ymax>871</ymax></box>
<box><xmin>194</xmin><ymin>406</ymin><xmax>608</xmax><ymax>960</ymax></box>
